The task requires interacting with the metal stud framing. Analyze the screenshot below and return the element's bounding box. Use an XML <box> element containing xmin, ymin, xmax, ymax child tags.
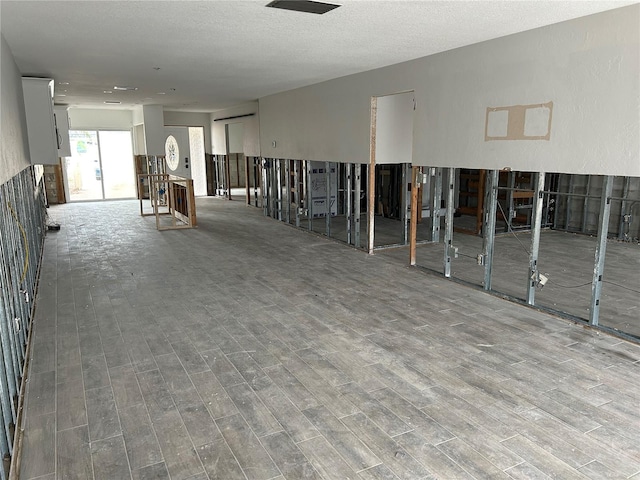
<box><xmin>431</xmin><ymin>168</ymin><xmax>442</xmax><ymax>242</ymax></box>
<box><xmin>444</xmin><ymin>168</ymin><xmax>455</xmax><ymax>278</ymax></box>
<box><xmin>482</xmin><ymin>170</ymin><xmax>499</xmax><ymax>291</ymax></box>
<box><xmin>325</xmin><ymin>162</ymin><xmax>331</xmax><ymax>236</ymax></box>
<box><xmin>346</xmin><ymin>164</ymin><xmax>352</xmax><ymax>244</ymax></box>
<box><xmin>0</xmin><ymin>166</ymin><xmax>46</xmax><ymax>478</ymax></box>
<box><xmin>354</xmin><ymin>164</ymin><xmax>362</xmax><ymax>248</ymax></box>
<box><xmin>589</xmin><ymin>175</ymin><xmax>613</xmax><ymax>326</ymax></box>
<box><xmin>526</xmin><ymin>172</ymin><xmax>545</xmax><ymax>305</ymax></box>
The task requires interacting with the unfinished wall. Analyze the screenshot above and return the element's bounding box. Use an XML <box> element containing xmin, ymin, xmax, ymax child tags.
<box><xmin>259</xmin><ymin>5</ymin><xmax>639</xmax><ymax>176</ymax></box>
<box><xmin>210</xmin><ymin>102</ymin><xmax>260</xmax><ymax>156</ymax></box>
<box><xmin>0</xmin><ymin>34</ymin><xmax>31</xmax><ymax>184</ymax></box>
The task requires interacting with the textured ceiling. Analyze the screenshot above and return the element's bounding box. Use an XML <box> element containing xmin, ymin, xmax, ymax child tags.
<box><xmin>1</xmin><ymin>0</ymin><xmax>635</xmax><ymax>112</ymax></box>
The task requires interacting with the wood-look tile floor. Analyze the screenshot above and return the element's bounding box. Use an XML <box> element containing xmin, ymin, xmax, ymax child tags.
<box><xmin>20</xmin><ymin>198</ymin><xmax>640</xmax><ymax>480</ymax></box>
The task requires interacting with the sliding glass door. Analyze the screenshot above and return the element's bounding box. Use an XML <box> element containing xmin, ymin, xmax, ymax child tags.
<box><xmin>65</xmin><ymin>129</ymin><xmax>135</xmax><ymax>201</ymax></box>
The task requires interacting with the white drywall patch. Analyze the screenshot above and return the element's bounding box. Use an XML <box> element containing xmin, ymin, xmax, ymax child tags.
<box><xmin>486</xmin><ymin>110</ymin><xmax>509</xmax><ymax>138</ymax></box>
<box><xmin>485</xmin><ymin>102</ymin><xmax>553</xmax><ymax>141</ymax></box>
<box><xmin>524</xmin><ymin>105</ymin><xmax>552</xmax><ymax>137</ymax></box>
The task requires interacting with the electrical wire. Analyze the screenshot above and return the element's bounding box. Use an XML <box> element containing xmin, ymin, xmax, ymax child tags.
<box><xmin>7</xmin><ymin>201</ymin><xmax>29</xmax><ymax>284</ymax></box>
<box><xmin>602</xmin><ymin>280</ymin><xmax>640</xmax><ymax>295</ymax></box>
<box><xmin>546</xmin><ymin>279</ymin><xmax>592</xmax><ymax>289</ymax></box>
<box><xmin>496</xmin><ymin>200</ymin><xmax>531</xmax><ymax>256</ymax></box>
<box><xmin>545</xmin><ymin>278</ymin><xmax>640</xmax><ymax>294</ymax></box>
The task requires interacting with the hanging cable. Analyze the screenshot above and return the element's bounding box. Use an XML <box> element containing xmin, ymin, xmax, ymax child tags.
<box><xmin>602</xmin><ymin>280</ymin><xmax>640</xmax><ymax>295</ymax></box>
<box><xmin>496</xmin><ymin>200</ymin><xmax>530</xmax><ymax>256</ymax></box>
<box><xmin>546</xmin><ymin>278</ymin><xmax>592</xmax><ymax>289</ymax></box>
<box><xmin>7</xmin><ymin>201</ymin><xmax>30</xmax><ymax>285</ymax></box>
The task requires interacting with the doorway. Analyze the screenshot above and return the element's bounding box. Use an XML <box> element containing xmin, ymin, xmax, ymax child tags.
<box><xmin>65</xmin><ymin>130</ymin><xmax>136</xmax><ymax>201</ymax></box>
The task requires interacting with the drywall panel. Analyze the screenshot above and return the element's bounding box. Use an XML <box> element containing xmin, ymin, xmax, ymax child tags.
<box><xmin>375</xmin><ymin>92</ymin><xmax>414</xmax><ymax>164</ymax></box>
<box><xmin>259</xmin><ymin>5</ymin><xmax>639</xmax><ymax>176</ymax></box>
<box><xmin>0</xmin><ymin>34</ymin><xmax>31</xmax><ymax>184</ymax></box>
<box><xmin>132</xmin><ymin>105</ymin><xmax>144</xmax><ymax>126</ymax></box>
<box><xmin>164</xmin><ymin>111</ymin><xmax>212</xmax><ymax>153</ymax></box>
<box><xmin>227</xmin><ymin>123</ymin><xmax>244</xmax><ymax>154</ymax></box>
<box><xmin>142</xmin><ymin>105</ymin><xmax>165</xmax><ymax>156</ymax></box>
<box><xmin>210</xmin><ymin>102</ymin><xmax>260</xmax><ymax>156</ymax></box>
<box><xmin>68</xmin><ymin>108</ymin><xmax>133</xmax><ymax>130</ymax></box>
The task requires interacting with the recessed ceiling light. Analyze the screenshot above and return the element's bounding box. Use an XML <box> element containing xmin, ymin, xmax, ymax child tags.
<box><xmin>113</xmin><ymin>86</ymin><xmax>138</xmax><ymax>91</ymax></box>
<box><xmin>57</xmin><ymin>94</ymin><xmax>66</xmax><ymax>97</ymax></box>
<box><xmin>59</xmin><ymin>82</ymin><xmax>69</xmax><ymax>85</ymax></box>
<box><xmin>104</xmin><ymin>100</ymin><xmax>121</xmax><ymax>104</ymax></box>
<box><xmin>157</xmin><ymin>92</ymin><xmax>166</xmax><ymax>95</ymax></box>
<box><xmin>266</xmin><ymin>0</ymin><xmax>340</xmax><ymax>15</ymax></box>
<box><xmin>103</xmin><ymin>90</ymin><xmax>113</xmax><ymax>94</ymax></box>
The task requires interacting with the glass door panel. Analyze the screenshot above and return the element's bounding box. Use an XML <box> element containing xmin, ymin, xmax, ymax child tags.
<box><xmin>99</xmin><ymin>130</ymin><xmax>135</xmax><ymax>199</ymax></box>
<box><xmin>66</xmin><ymin>130</ymin><xmax>103</xmax><ymax>201</ymax></box>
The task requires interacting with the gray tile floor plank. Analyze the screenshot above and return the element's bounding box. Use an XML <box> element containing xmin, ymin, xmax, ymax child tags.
<box><xmin>86</xmin><ymin>385</ymin><xmax>121</xmax><ymax>441</ymax></box>
<box><xmin>19</xmin><ymin>413</ymin><xmax>55</xmax><ymax>480</ymax></box>
<box><xmin>261</xmin><ymin>431</ymin><xmax>322</xmax><ymax>479</ymax></box>
<box><xmin>91</xmin><ymin>434</ymin><xmax>132</xmax><ymax>480</ymax></box>
<box><xmin>296</xmin><ymin>435</ymin><xmax>360</xmax><ymax>480</ymax></box>
<box><xmin>110</xmin><ymin>364</ymin><xmax>145</xmax><ymax>409</ymax></box>
<box><xmin>120</xmin><ymin>403</ymin><xmax>164</xmax><ymax>471</ymax></box>
<box><xmin>500</xmin><ymin>434</ymin><xmax>591</xmax><ymax>479</ymax></box>
<box><xmin>216</xmin><ymin>413</ymin><xmax>281</xmax><ymax>480</ymax></box>
<box><xmin>252</xmin><ymin>375</ymin><xmax>320</xmax><ymax>443</ymax></box>
<box><xmin>56</xmin><ymin>425</ymin><xmax>93</xmax><ymax>480</ymax></box>
<box><xmin>190</xmin><ymin>369</ymin><xmax>238</xmax><ymax>419</ymax></box>
<box><xmin>302</xmin><ymin>405</ymin><xmax>381</xmax><ymax>472</ymax></box>
<box><xmin>340</xmin><ymin>412</ymin><xmax>431</xmax><ymax>479</ymax></box>
<box><xmin>18</xmin><ymin>199</ymin><xmax>640</xmax><ymax>480</ymax></box>
<box><xmin>56</xmin><ymin>379</ymin><xmax>87</xmax><ymax>431</ymax></box>
<box><xmin>26</xmin><ymin>371</ymin><xmax>56</xmax><ymax>417</ymax></box>
<box><xmin>197</xmin><ymin>438</ymin><xmax>246</xmax><ymax>480</ymax></box>
<box><xmin>226</xmin><ymin>381</ymin><xmax>283</xmax><ymax>437</ymax></box>
<box><xmin>435</xmin><ymin>437</ymin><xmax>512</xmax><ymax>479</ymax></box>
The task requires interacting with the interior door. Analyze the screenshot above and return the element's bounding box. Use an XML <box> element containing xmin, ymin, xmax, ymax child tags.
<box><xmin>164</xmin><ymin>126</ymin><xmax>191</xmax><ymax>178</ymax></box>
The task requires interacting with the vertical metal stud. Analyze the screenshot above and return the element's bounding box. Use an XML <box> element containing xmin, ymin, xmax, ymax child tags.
<box><xmin>618</xmin><ymin>176</ymin><xmax>630</xmax><ymax>240</ymax></box>
<box><xmin>284</xmin><ymin>159</ymin><xmax>291</xmax><ymax>223</ymax></box>
<box><xmin>346</xmin><ymin>163</ymin><xmax>352</xmax><ymax>244</ymax></box>
<box><xmin>482</xmin><ymin>170</ymin><xmax>499</xmax><ymax>290</ymax></box>
<box><xmin>401</xmin><ymin>163</ymin><xmax>409</xmax><ymax>245</ymax></box>
<box><xmin>306</xmin><ymin>161</ymin><xmax>313</xmax><ymax>231</ymax></box>
<box><xmin>589</xmin><ymin>175</ymin><xmax>613</xmax><ymax>326</ymax></box>
<box><xmin>325</xmin><ymin>161</ymin><xmax>331</xmax><ymax>236</ymax></box>
<box><xmin>294</xmin><ymin>160</ymin><xmax>301</xmax><ymax>227</ymax></box>
<box><xmin>581</xmin><ymin>175</ymin><xmax>591</xmax><ymax>233</ymax></box>
<box><xmin>431</xmin><ymin>168</ymin><xmax>442</xmax><ymax>243</ymax></box>
<box><xmin>354</xmin><ymin>164</ymin><xmax>361</xmax><ymax>248</ymax></box>
<box><xmin>526</xmin><ymin>172</ymin><xmax>545</xmax><ymax>305</ymax></box>
<box><xmin>565</xmin><ymin>174</ymin><xmax>574</xmax><ymax>230</ymax></box>
<box><xmin>444</xmin><ymin>168</ymin><xmax>455</xmax><ymax>278</ymax></box>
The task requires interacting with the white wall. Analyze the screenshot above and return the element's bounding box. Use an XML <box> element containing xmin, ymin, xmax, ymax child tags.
<box><xmin>375</xmin><ymin>92</ymin><xmax>414</xmax><ymax>165</ymax></box>
<box><xmin>68</xmin><ymin>108</ymin><xmax>133</xmax><ymax>130</ymax></box>
<box><xmin>143</xmin><ymin>105</ymin><xmax>165</xmax><ymax>156</ymax></box>
<box><xmin>210</xmin><ymin>102</ymin><xmax>260</xmax><ymax>156</ymax></box>
<box><xmin>164</xmin><ymin>111</ymin><xmax>212</xmax><ymax>153</ymax></box>
<box><xmin>259</xmin><ymin>5</ymin><xmax>640</xmax><ymax>176</ymax></box>
<box><xmin>0</xmin><ymin>34</ymin><xmax>31</xmax><ymax>184</ymax></box>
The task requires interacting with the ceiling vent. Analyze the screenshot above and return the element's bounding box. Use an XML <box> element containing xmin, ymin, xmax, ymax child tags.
<box><xmin>266</xmin><ymin>1</ymin><xmax>340</xmax><ymax>15</ymax></box>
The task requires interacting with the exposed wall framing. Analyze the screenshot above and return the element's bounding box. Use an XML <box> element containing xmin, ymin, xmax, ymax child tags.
<box><xmin>0</xmin><ymin>167</ymin><xmax>46</xmax><ymax>479</ymax></box>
